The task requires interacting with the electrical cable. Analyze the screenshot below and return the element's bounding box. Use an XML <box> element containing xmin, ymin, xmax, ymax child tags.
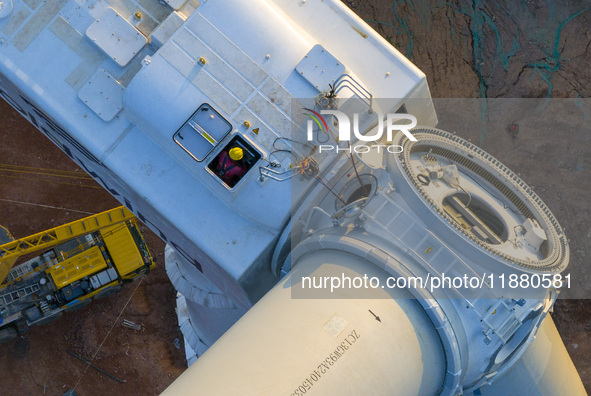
<box><xmin>0</xmin><ymin>173</ymin><xmax>103</xmax><ymax>189</ymax></box>
<box><xmin>315</xmin><ymin>174</ymin><xmax>345</xmax><ymax>205</ymax></box>
<box><xmin>0</xmin><ymin>164</ymin><xmax>94</xmax><ymax>180</ymax></box>
<box><xmin>348</xmin><ymin>149</ymin><xmax>369</xmax><ymax>196</ymax></box>
<box><xmin>0</xmin><ymin>198</ymin><xmax>94</xmax><ymax>215</ymax></box>
<box><xmin>0</xmin><ymin>164</ymin><xmax>93</xmax><ymax>177</ymax></box>
<box><xmin>71</xmin><ymin>276</ymin><xmax>144</xmax><ymax>393</ymax></box>
<box><xmin>460</xmin><ymin>171</ymin><xmax>521</xmax><ymax>216</ymax></box>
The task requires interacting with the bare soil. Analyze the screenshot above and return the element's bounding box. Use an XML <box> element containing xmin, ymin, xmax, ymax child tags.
<box><xmin>0</xmin><ymin>99</ymin><xmax>186</xmax><ymax>395</ymax></box>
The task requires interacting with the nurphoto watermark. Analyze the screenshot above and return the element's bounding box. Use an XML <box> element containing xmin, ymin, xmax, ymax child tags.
<box><xmin>303</xmin><ymin>108</ymin><xmax>417</xmax><ymax>154</ymax></box>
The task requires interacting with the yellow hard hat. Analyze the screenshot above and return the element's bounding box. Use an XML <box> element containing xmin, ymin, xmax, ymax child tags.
<box><xmin>229</xmin><ymin>147</ymin><xmax>243</xmax><ymax>161</ymax></box>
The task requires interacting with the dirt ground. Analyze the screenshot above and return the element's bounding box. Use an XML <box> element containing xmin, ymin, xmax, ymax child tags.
<box><xmin>1</xmin><ymin>0</ymin><xmax>590</xmax><ymax>394</ymax></box>
<box><xmin>0</xmin><ymin>98</ymin><xmax>186</xmax><ymax>395</ymax></box>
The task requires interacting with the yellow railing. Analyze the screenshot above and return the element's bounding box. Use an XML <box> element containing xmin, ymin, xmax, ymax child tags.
<box><xmin>0</xmin><ymin>206</ymin><xmax>135</xmax><ymax>284</ymax></box>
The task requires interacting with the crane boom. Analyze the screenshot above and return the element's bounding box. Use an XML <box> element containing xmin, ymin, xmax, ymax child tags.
<box><xmin>0</xmin><ymin>207</ymin><xmax>135</xmax><ymax>285</ymax></box>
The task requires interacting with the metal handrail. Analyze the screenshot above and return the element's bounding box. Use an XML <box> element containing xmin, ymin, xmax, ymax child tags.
<box><xmin>333</xmin><ymin>74</ymin><xmax>373</xmax><ymax>113</ymax></box>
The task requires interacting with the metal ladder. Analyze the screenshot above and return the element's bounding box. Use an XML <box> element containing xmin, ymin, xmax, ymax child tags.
<box><xmin>1</xmin><ymin>283</ymin><xmax>41</xmax><ymax>307</ymax></box>
<box><xmin>3</xmin><ymin>262</ymin><xmax>36</xmax><ymax>283</ymax></box>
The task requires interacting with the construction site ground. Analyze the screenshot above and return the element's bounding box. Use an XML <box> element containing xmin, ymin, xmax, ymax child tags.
<box><xmin>0</xmin><ymin>105</ymin><xmax>186</xmax><ymax>395</ymax></box>
<box><xmin>1</xmin><ymin>0</ymin><xmax>590</xmax><ymax>394</ymax></box>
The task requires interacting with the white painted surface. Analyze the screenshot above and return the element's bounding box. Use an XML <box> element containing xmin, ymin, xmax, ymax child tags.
<box><xmin>163</xmin><ymin>252</ymin><xmax>446</xmax><ymax>396</ymax></box>
<box><xmin>86</xmin><ymin>8</ymin><xmax>146</xmax><ymax>67</ymax></box>
<box><xmin>78</xmin><ymin>68</ymin><xmax>124</xmax><ymax>121</ymax></box>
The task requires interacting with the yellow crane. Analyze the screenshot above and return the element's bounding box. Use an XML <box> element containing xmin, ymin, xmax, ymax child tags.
<box><xmin>0</xmin><ymin>207</ymin><xmax>155</xmax><ymax>343</ymax></box>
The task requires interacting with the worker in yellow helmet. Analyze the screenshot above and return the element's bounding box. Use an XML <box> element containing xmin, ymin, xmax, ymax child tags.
<box><xmin>216</xmin><ymin>146</ymin><xmax>247</xmax><ymax>187</ymax></box>
<box><xmin>229</xmin><ymin>147</ymin><xmax>243</xmax><ymax>161</ymax></box>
